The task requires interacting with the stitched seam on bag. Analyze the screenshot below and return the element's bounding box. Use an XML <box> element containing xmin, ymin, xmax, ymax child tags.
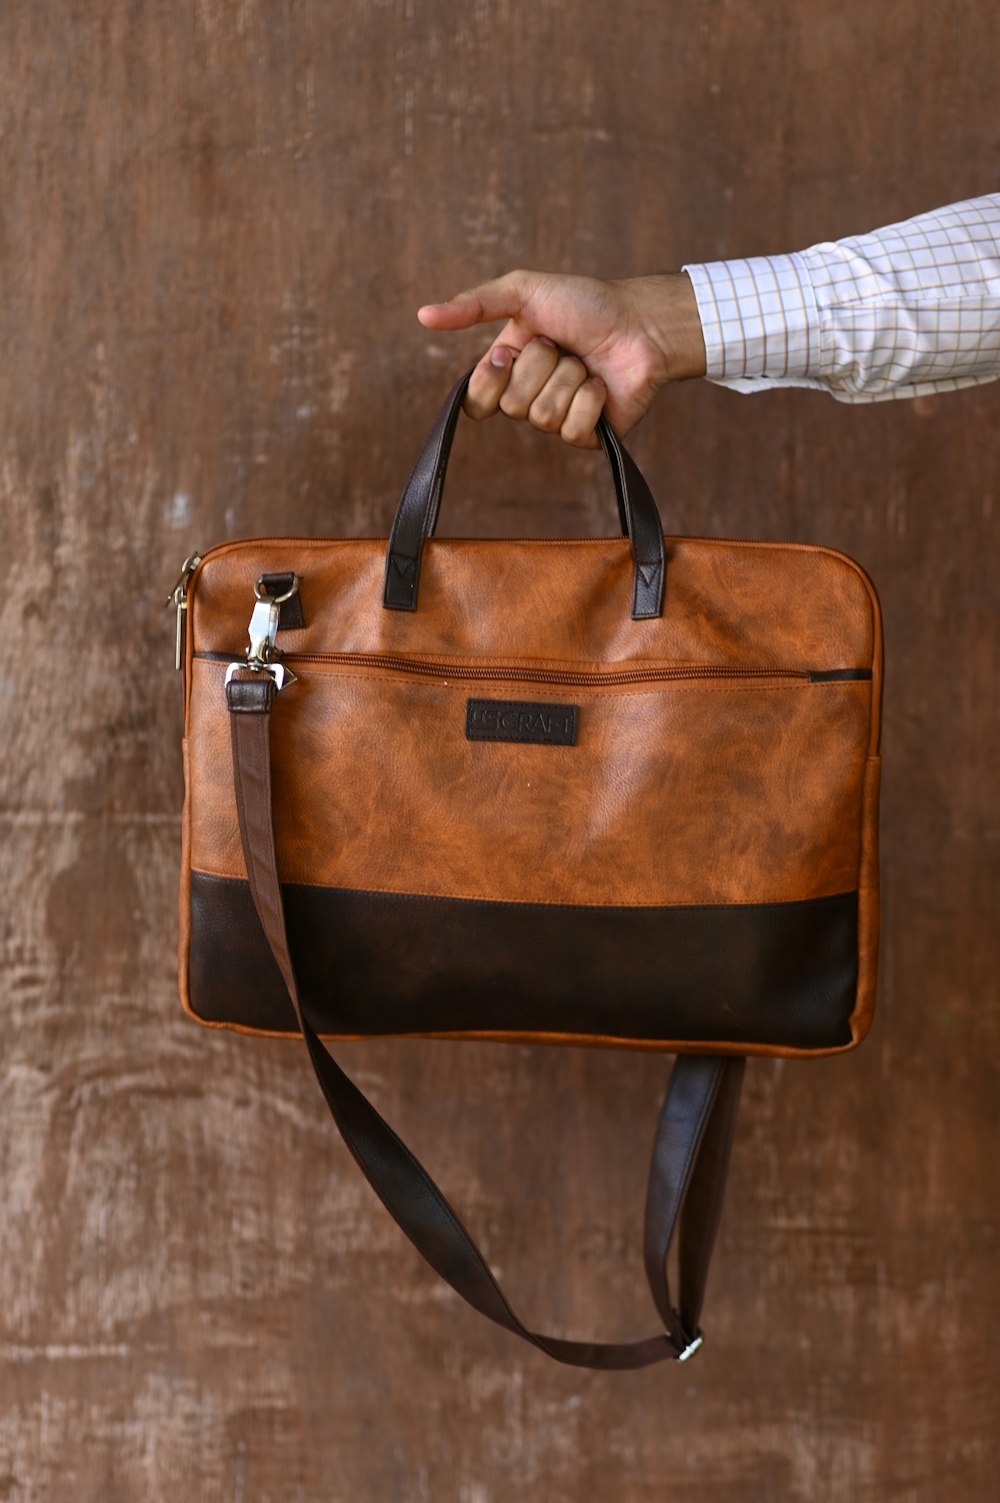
<box><xmin>188</xmin><ymin>867</ymin><xmax>857</xmax><ymax>913</ymax></box>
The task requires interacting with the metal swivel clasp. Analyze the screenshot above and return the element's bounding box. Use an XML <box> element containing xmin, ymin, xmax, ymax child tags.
<box><xmin>224</xmin><ymin>573</ymin><xmax>300</xmax><ymax>691</ymax></box>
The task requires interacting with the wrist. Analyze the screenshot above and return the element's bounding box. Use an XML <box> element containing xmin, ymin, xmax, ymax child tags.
<box><xmin>626</xmin><ymin>272</ymin><xmax>708</xmax><ymax>385</ymax></box>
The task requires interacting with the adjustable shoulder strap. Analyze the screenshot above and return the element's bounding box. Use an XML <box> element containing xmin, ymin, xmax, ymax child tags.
<box><xmin>225</xmin><ymin>669</ymin><xmax>745</xmax><ymax>1370</ymax></box>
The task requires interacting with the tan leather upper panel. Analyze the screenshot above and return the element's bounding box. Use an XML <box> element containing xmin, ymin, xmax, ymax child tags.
<box><xmin>188</xmin><ymin>535</ymin><xmax>879</xmax><ymax>717</ymax></box>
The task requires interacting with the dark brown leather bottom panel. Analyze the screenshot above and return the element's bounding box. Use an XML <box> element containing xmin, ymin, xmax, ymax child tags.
<box><xmin>187</xmin><ymin>872</ymin><xmax>858</xmax><ymax>1049</ymax></box>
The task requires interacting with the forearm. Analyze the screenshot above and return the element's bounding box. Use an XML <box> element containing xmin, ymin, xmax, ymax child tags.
<box><xmin>680</xmin><ymin>192</ymin><xmax>1000</xmax><ymax>402</ymax></box>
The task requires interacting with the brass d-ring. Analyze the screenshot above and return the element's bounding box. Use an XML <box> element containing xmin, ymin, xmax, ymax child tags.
<box><xmin>254</xmin><ymin>572</ymin><xmax>300</xmax><ymax>604</ymax></box>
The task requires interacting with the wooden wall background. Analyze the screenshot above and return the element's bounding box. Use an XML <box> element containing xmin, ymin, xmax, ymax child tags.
<box><xmin>1</xmin><ymin>2</ymin><xmax>997</xmax><ymax>1498</ymax></box>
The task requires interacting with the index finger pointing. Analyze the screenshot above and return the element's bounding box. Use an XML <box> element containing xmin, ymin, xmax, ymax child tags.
<box><xmin>417</xmin><ymin>269</ymin><xmax>537</xmax><ymax>330</ymax></box>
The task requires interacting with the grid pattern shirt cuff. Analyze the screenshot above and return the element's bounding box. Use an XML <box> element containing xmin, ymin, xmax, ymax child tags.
<box><xmin>682</xmin><ymin>254</ymin><xmax>819</xmax><ymax>390</ymax></box>
<box><xmin>683</xmin><ymin>193</ymin><xmax>1000</xmax><ymax>403</ymax></box>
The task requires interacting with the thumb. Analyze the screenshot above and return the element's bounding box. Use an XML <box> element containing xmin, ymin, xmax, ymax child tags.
<box><xmin>417</xmin><ymin>269</ymin><xmax>538</xmax><ymax>330</ymax></box>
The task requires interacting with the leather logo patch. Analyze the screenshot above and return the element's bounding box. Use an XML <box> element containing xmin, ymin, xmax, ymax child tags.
<box><xmin>466</xmin><ymin>697</ymin><xmax>578</xmax><ymax>746</ymax></box>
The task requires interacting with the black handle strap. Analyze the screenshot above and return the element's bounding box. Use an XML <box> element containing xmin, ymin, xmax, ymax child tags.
<box><xmin>225</xmin><ymin>669</ymin><xmax>744</xmax><ymax>1369</ymax></box>
<box><xmin>383</xmin><ymin>369</ymin><xmax>667</xmax><ymax>620</ymax></box>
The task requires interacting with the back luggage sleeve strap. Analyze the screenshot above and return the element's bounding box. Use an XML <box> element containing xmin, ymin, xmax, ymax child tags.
<box><xmin>225</xmin><ymin>667</ymin><xmax>745</xmax><ymax>1370</ymax></box>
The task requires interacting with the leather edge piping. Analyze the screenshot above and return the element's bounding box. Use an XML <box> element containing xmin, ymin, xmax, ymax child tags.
<box><xmin>178</xmin><ymin>1012</ymin><xmax>859</xmax><ymax>1059</ymax></box>
<box><xmin>177</xmin><ymin>735</ymin><xmax>197</xmax><ymax>1024</ymax></box>
<box><xmin>847</xmin><ymin>754</ymin><xmax>881</xmax><ymax>1047</ymax></box>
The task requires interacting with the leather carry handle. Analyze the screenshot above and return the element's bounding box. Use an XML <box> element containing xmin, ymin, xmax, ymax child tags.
<box><xmin>383</xmin><ymin>368</ymin><xmax>667</xmax><ymax>620</ymax></box>
<box><xmin>225</xmin><ymin>669</ymin><xmax>744</xmax><ymax>1369</ymax></box>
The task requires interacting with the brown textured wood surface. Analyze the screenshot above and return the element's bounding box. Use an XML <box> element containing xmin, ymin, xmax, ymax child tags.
<box><xmin>1</xmin><ymin>2</ymin><xmax>997</xmax><ymax>1498</ymax></box>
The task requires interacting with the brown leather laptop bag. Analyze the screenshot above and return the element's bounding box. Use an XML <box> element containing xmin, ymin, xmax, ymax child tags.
<box><xmin>172</xmin><ymin>369</ymin><xmax>883</xmax><ymax>1370</ymax></box>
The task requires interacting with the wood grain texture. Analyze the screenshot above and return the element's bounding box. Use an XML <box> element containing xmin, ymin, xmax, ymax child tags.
<box><xmin>1</xmin><ymin>1</ymin><xmax>997</xmax><ymax>1498</ymax></box>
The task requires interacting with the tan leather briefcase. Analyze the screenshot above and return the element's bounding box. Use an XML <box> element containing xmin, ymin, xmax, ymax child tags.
<box><xmin>171</xmin><ymin>369</ymin><xmax>882</xmax><ymax>1369</ymax></box>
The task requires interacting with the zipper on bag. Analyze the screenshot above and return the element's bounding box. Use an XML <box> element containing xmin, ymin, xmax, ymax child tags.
<box><xmin>271</xmin><ymin>652</ymin><xmax>812</xmax><ymax>687</ymax></box>
<box><xmin>191</xmin><ymin>646</ymin><xmax>873</xmax><ymax>687</ymax></box>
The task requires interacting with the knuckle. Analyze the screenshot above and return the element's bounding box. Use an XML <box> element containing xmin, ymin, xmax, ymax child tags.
<box><xmin>464</xmin><ymin>378</ymin><xmax>498</xmax><ymax>420</ymax></box>
<box><xmin>499</xmin><ymin>389</ymin><xmax>529</xmax><ymax>418</ymax></box>
<box><xmin>529</xmin><ymin>398</ymin><xmax>561</xmax><ymax>432</ymax></box>
<box><xmin>493</xmin><ymin>269</ymin><xmax>526</xmax><ymax>304</ymax></box>
<box><xmin>532</xmin><ymin>413</ymin><xmax>561</xmax><ymax>435</ymax></box>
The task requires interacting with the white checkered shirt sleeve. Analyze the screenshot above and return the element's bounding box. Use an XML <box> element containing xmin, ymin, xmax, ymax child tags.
<box><xmin>682</xmin><ymin>192</ymin><xmax>1000</xmax><ymax>402</ymax></box>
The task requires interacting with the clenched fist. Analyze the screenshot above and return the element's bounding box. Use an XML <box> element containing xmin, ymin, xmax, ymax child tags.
<box><xmin>417</xmin><ymin>270</ymin><xmax>707</xmax><ymax>448</ymax></box>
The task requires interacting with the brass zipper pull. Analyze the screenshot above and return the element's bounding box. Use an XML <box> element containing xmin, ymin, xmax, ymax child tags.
<box><xmin>166</xmin><ymin>553</ymin><xmax>202</xmax><ymax>670</ymax></box>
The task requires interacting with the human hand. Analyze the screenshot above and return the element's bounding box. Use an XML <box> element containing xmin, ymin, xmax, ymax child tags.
<box><xmin>417</xmin><ymin>271</ymin><xmax>706</xmax><ymax>448</ymax></box>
